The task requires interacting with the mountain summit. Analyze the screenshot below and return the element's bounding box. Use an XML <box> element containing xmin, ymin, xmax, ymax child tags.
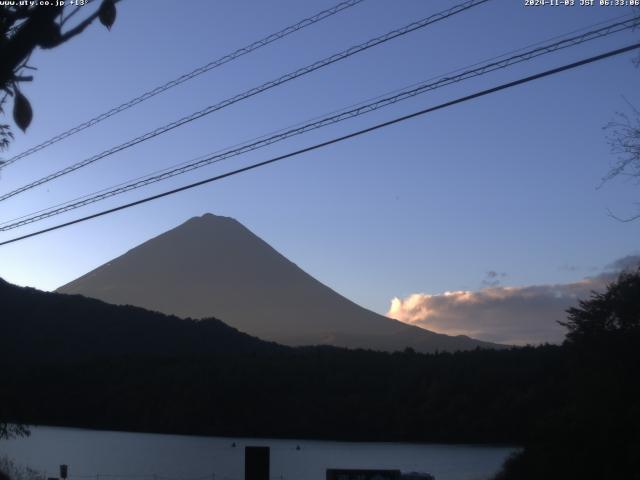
<box><xmin>58</xmin><ymin>213</ymin><xmax>499</xmax><ymax>352</ymax></box>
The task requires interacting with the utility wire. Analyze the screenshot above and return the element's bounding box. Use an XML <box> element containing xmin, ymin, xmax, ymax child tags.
<box><xmin>0</xmin><ymin>0</ymin><xmax>490</xmax><ymax>203</ymax></box>
<box><xmin>3</xmin><ymin>8</ymin><xmax>635</xmax><ymax>231</ymax></box>
<box><xmin>1</xmin><ymin>42</ymin><xmax>638</xmax><ymax>247</ymax></box>
<box><xmin>1</xmin><ymin>15</ymin><xmax>637</xmax><ymax>232</ymax></box>
<box><xmin>0</xmin><ymin>0</ymin><xmax>366</xmax><ymax>168</ymax></box>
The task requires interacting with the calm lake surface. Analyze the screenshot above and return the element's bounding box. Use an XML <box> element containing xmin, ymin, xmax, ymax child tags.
<box><xmin>0</xmin><ymin>427</ymin><xmax>517</xmax><ymax>480</ymax></box>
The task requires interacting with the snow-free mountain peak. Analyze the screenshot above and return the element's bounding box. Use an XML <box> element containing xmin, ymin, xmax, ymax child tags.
<box><xmin>58</xmin><ymin>214</ymin><xmax>501</xmax><ymax>352</ymax></box>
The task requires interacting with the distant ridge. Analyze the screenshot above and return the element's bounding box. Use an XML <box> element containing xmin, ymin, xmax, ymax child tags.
<box><xmin>0</xmin><ymin>277</ymin><xmax>278</xmax><ymax>362</ymax></box>
<box><xmin>58</xmin><ymin>213</ymin><xmax>502</xmax><ymax>353</ymax></box>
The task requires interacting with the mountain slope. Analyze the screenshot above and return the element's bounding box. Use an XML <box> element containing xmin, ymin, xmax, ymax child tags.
<box><xmin>0</xmin><ymin>277</ymin><xmax>279</xmax><ymax>363</ymax></box>
<box><xmin>57</xmin><ymin>213</ymin><xmax>501</xmax><ymax>352</ymax></box>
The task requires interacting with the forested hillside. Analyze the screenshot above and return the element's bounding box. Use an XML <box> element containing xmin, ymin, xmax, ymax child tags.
<box><xmin>2</xmin><ymin>272</ymin><xmax>639</xmax><ymax>479</ymax></box>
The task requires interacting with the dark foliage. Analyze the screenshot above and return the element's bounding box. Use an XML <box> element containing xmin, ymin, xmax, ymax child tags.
<box><xmin>0</xmin><ymin>422</ymin><xmax>28</xmax><ymax>440</ymax></box>
<box><xmin>2</xmin><ymin>346</ymin><xmax>567</xmax><ymax>443</ymax></box>
<box><xmin>0</xmin><ymin>277</ymin><xmax>563</xmax><ymax>443</ymax></box>
<box><xmin>0</xmin><ymin>278</ymin><xmax>280</xmax><ymax>361</ymax></box>
<box><xmin>1</xmin><ymin>271</ymin><xmax>639</xmax><ymax>480</ymax></box>
<box><xmin>561</xmin><ymin>268</ymin><xmax>640</xmax><ymax>343</ymax></box>
<box><xmin>0</xmin><ymin>1</ymin><xmax>118</xmax><ymax>142</ymax></box>
<box><xmin>494</xmin><ymin>269</ymin><xmax>640</xmax><ymax>480</ymax></box>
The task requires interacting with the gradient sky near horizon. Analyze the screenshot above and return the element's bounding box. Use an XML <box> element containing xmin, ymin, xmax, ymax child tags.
<box><xmin>0</xmin><ymin>0</ymin><xmax>639</xmax><ymax>333</ymax></box>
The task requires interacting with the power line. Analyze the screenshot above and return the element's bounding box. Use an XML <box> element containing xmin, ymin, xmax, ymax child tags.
<box><xmin>1</xmin><ymin>42</ymin><xmax>638</xmax><ymax>247</ymax></box>
<box><xmin>0</xmin><ymin>0</ymin><xmax>366</xmax><ymax>168</ymax></box>
<box><xmin>1</xmin><ymin>15</ymin><xmax>637</xmax><ymax>232</ymax></box>
<box><xmin>0</xmin><ymin>0</ymin><xmax>491</xmax><ymax>203</ymax></box>
<box><xmin>6</xmin><ymin>10</ymin><xmax>632</xmax><ymax>229</ymax></box>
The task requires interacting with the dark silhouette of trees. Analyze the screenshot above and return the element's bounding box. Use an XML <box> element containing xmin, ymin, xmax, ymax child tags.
<box><xmin>493</xmin><ymin>268</ymin><xmax>640</xmax><ymax>480</ymax></box>
<box><xmin>0</xmin><ymin>0</ymin><xmax>118</xmax><ymax>151</ymax></box>
<box><xmin>0</xmin><ymin>1</ymin><xmax>119</xmax><ymax>439</ymax></box>
<box><xmin>0</xmin><ymin>423</ymin><xmax>28</xmax><ymax>440</ymax></box>
<box><xmin>561</xmin><ymin>267</ymin><xmax>640</xmax><ymax>342</ymax></box>
<box><xmin>0</xmin><ymin>277</ymin><xmax>564</xmax><ymax>444</ymax></box>
<box><xmin>2</xmin><ymin>270</ymin><xmax>638</xmax><ymax>478</ymax></box>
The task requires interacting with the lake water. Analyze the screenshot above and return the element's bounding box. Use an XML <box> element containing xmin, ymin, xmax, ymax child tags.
<box><xmin>0</xmin><ymin>427</ymin><xmax>517</xmax><ymax>480</ymax></box>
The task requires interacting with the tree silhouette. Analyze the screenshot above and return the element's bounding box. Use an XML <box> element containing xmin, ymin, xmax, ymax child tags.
<box><xmin>0</xmin><ymin>0</ymin><xmax>118</xmax><ymax>152</ymax></box>
<box><xmin>0</xmin><ymin>1</ymin><xmax>119</xmax><ymax>437</ymax></box>
<box><xmin>560</xmin><ymin>268</ymin><xmax>640</xmax><ymax>343</ymax></box>
<box><xmin>494</xmin><ymin>268</ymin><xmax>640</xmax><ymax>480</ymax></box>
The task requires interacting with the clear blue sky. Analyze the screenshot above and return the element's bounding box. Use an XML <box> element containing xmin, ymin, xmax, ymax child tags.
<box><xmin>1</xmin><ymin>0</ymin><xmax>638</xmax><ymax>316</ymax></box>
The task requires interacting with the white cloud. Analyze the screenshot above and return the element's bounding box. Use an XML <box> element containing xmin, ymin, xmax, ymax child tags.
<box><xmin>387</xmin><ymin>256</ymin><xmax>640</xmax><ymax>345</ymax></box>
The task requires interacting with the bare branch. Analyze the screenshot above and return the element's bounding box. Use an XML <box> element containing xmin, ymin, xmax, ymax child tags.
<box><xmin>57</xmin><ymin>8</ymin><xmax>102</xmax><ymax>43</ymax></box>
<box><xmin>60</xmin><ymin>4</ymin><xmax>85</xmax><ymax>27</ymax></box>
<box><xmin>603</xmin><ymin>100</ymin><xmax>640</xmax><ymax>185</ymax></box>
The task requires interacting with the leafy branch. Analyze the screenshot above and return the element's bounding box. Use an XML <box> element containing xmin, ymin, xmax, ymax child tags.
<box><xmin>0</xmin><ymin>0</ymin><xmax>119</xmax><ymax>150</ymax></box>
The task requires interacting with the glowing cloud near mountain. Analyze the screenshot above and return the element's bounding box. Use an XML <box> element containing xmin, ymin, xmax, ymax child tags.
<box><xmin>387</xmin><ymin>255</ymin><xmax>640</xmax><ymax>345</ymax></box>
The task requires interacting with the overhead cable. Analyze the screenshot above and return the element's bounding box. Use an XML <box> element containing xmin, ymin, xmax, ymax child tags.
<box><xmin>0</xmin><ymin>0</ymin><xmax>491</xmax><ymax>202</ymax></box>
<box><xmin>2</xmin><ymin>15</ymin><xmax>637</xmax><ymax>232</ymax></box>
<box><xmin>2</xmin><ymin>41</ymin><xmax>638</xmax><ymax>247</ymax></box>
<box><xmin>0</xmin><ymin>0</ymin><xmax>366</xmax><ymax>168</ymax></box>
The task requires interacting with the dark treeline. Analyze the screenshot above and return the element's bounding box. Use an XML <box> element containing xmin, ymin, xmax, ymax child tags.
<box><xmin>4</xmin><ymin>346</ymin><xmax>567</xmax><ymax>443</ymax></box>
<box><xmin>1</xmin><ymin>277</ymin><xmax>562</xmax><ymax>443</ymax></box>
<box><xmin>1</xmin><ymin>272</ymin><xmax>639</xmax><ymax>478</ymax></box>
<box><xmin>494</xmin><ymin>269</ymin><xmax>640</xmax><ymax>479</ymax></box>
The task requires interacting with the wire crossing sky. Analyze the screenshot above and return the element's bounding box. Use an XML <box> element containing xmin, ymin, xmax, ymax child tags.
<box><xmin>0</xmin><ymin>0</ymin><xmax>366</xmax><ymax>168</ymax></box>
<box><xmin>0</xmin><ymin>0</ymin><xmax>490</xmax><ymax>203</ymax></box>
<box><xmin>3</xmin><ymin>10</ymin><xmax>636</xmax><ymax>230</ymax></box>
<box><xmin>1</xmin><ymin>14</ymin><xmax>637</xmax><ymax>233</ymax></box>
<box><xmin>2</xmin><ymin>41</ymin><xmax>638</xmax><ymax>247</ymax></box>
